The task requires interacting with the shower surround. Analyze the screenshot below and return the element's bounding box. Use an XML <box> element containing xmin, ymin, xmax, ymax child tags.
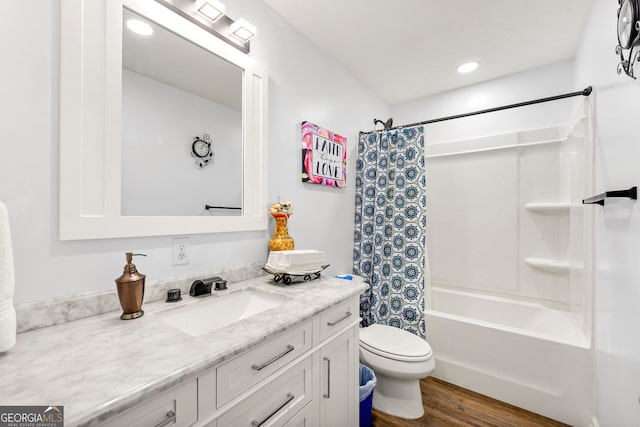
<box><xmin>424</xmin><ymin>111</ymin><xmax>594</xmax><ymax>425</ymax></box>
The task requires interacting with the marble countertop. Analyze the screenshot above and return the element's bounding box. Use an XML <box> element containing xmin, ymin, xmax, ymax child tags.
<box><xmin>0</xmin><ymin>274</ymin><xmax>367</xmax><ymax>426</ymax></box>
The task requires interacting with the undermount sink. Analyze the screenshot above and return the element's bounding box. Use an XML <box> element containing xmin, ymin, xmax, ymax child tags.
<box><xmin>156</xmin><ymin>289</ymin><xmax>289</xmax><ymax>336</ymax></box>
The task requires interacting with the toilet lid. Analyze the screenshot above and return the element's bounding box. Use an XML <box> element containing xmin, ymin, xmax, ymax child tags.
<box><xmin>360</xmin><ymin>324</ymin><xmax>432</xmax><ymax>361</ymax></box>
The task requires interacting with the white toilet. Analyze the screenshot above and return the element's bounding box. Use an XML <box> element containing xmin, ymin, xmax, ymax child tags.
<box><xmin>359</xmin><ymin>324</ymin><xmax>435</xmax><ymax>419</ymax></box>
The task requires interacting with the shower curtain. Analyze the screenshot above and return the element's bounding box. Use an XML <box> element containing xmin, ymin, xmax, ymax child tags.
<box><xmin>353</xmin><ymin>126</ymin><xmax>427</xmax><ymax>337</ymax></box>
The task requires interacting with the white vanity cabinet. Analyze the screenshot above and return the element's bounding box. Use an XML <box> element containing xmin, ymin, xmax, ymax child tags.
<box><xmin>198</xmin><ymin>295</ymin><xmax>360</xmax><ymax>427</ymax></box>
<box><xmin>319</xmin><ymin>327</ymin><xmax>358</xmax><ymax>427</ymax></box>
<box><xmin>103</xmin><ymin>295</ymin><xmax>360</xmax><ymax>427</ymax></box>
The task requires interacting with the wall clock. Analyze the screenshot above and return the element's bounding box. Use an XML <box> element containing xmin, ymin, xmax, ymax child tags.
<box><xmin>192</xmin><ymin>134</ymin><xmax>213</xmax><ymax>168</ymax></box>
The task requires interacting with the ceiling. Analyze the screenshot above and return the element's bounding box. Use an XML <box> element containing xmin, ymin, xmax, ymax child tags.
<box><xmin>123</xmin><ymin>8</ymin><xmax>242</xmax><ymax>111</ymax></box>
<box><xmin>264</xmin><ymin>0</ymin><xmax>595</xmax><ymax>104</ymax></box>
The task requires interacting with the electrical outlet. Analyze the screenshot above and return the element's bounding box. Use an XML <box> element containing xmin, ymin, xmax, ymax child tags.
<box><xmin>172</xmin><ymin>237</ymin><xmax>190</xmax><ymax>266</ymax></box>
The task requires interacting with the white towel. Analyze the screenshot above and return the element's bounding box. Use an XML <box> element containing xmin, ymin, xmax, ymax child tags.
<box><xmin>0</xmin><ymin>201</ymin><xmax>16</xmax><ymax>352</ymax></box>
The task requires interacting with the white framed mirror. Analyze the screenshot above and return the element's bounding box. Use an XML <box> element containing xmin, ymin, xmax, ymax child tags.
<box><xmin>59</xmin><ymin>0</ymin><xmax>268</xmax><ymax>240</ymax></box>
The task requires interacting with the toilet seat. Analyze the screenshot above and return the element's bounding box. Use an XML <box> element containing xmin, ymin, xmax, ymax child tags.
<box><xmin>359</xmin><ymin>324</ymin><xmax>432</xmax><ymax>362</ymax></box>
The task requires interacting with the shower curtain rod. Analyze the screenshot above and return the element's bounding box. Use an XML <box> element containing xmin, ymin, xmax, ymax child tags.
<box><xmin>363</xmin><ymin>86</ymin><xmax>593</xmax><ymax>134</ymax></box>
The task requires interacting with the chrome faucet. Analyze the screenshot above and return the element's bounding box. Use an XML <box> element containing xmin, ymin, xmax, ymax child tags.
<box><xmin>189</xmin><ymin>276</ymin><xmax>227</xmax><ymax>297</ymax></box>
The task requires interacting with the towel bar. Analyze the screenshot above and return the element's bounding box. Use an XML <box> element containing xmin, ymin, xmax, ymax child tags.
<box><xmin>582</xmin><ymin>187</ymin><xmax>637</xmax><ymax>206</ymax></box>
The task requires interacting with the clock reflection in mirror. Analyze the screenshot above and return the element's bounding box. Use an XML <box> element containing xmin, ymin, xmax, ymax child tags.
<box><xmin>192</xmin><ymin>134</ymin><xmax>214</xmax><ymax>168</ymax></box>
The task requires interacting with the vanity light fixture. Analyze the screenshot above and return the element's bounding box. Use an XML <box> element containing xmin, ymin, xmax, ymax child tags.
<box><xmin>126</xmin><ymin>18</ymin><xmax>153</xmax><ymax>36</ymax></box>
<box><xmin>457</xmin><ymin>61</ymin><xmax>479</xmax><ymax>74</ymax></box>
<box><xmin>195</xmin><ymin>0</ymin><xmax>225</xmax><ymax>23</ymax></box>
<box><xmin>230</xmin><ymin>18</ymin><xmax>257</xmax><ymax>42</ymax></box>
<box><xmin>155</xmin><ymin>0</ymin><xmax>256</xmax><ymax>53</ymax></box>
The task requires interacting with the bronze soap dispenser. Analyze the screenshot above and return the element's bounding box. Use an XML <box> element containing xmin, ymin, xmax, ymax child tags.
<box><xmin>115</xmin><ymin>252</ymin><xmax>147</xmax><ymax>320</ymax></box>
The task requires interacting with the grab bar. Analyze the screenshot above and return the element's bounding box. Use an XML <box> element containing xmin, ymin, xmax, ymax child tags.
<box><xmin>582</xmin><ymin>187</ymin><xmax>637</xmax><ymax>206</ymax></box>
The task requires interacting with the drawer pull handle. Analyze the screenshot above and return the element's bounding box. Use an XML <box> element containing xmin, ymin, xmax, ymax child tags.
<box><xmin>155</xmin><ymin>410</ymin><xmax>176</xmax><ymax>427</ymax></box>
<box><xmin>323</xmin><ymin>357</ymin><xmax>331</xmax><ymax>398</ymax></box>
<box><xmin>251</xmin><ymin>392</ymin><xmax>295</xmax><ymax>426</ymax></box>
<box><xmin>327</xmin><ymin>311</ymin><xmax>352</xmax><ymax>327</ymax></box>
<box><xmin>251</xmin><ymin>345</ymin><xmax>295</xmax><ymax>371</ymax></box>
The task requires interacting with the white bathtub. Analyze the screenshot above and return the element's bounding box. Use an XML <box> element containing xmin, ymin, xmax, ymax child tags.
<box><xmin>426</xmin><ymin>287</ymin><xmax>593</xmax><ymax>426</ymax></box>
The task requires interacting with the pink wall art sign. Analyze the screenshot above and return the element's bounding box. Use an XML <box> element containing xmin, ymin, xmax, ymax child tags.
<box><xmin>301</xmin><ymin>121</ymin><xmax>347</xmax><ymax>188</ymax></box>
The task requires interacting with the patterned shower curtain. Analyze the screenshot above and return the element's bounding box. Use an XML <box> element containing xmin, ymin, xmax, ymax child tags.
<box><xmin>353</xmin><ymin>126</ymin><xmax>427</xmax><ymax>337</ymax></box>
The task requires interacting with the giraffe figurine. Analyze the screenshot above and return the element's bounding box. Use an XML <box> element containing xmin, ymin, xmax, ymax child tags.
<box><xmin>269</xmin><ymin>201</ymin><xmax>294</xmax><ymax>251</ymax></box>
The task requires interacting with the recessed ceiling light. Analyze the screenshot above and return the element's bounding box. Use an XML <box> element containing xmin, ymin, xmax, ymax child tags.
<box><xmin>126</xmin><ymin>19</ymin><xmax>153</xmax><ymax>36</ymax></box>
<box><xmin>457</xmin><ymin>61</ymin><xmax>479</xmax><ymax>74</ymax></box>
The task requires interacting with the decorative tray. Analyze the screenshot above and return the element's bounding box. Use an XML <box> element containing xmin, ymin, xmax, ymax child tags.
<box><xmin>262</xmin><ymin>264</ymin><xmax>330</xmax><ymax>285</ymax></box>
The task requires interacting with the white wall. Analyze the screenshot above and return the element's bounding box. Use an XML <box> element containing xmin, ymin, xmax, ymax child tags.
<box><xmin>574</xmin><ymin>1</ymin><xmax>640</xmax><ymax>426</ymax></box>
<box><xmin>0</xmin><ymin>0</ymin><xmax>388</xmax><ymax>305</ymax></box>
<box><xmin>122</xmin><ymin>69</ymin><xmax>242</xmax><ymax>216</ymax></box>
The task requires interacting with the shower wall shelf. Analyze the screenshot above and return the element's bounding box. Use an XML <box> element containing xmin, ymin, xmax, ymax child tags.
<box><xmin>525</xmin><ymin>202</ymin><xmax>571</xmax><ymax>213</ymax></box>
<box><xmin>582</xmin><ymin>186</ymin><xmax>637</xmax><ymax>206</ymax></box>
<box><xmin>525</xmin><ymin>258</ymin><xmax>571</xmax><ymax>274</ymax></box>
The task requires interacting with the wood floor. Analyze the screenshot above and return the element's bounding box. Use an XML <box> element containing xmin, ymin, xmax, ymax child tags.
<box><xmin>370</xmin><ymin>377</ymin><xmax>569</xmax><ymax>427</ymax></box>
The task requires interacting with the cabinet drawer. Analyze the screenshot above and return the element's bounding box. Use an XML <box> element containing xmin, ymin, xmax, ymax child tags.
<box><xmin>319</xmin><ymin>298</ymin><xmax>358</xmax><ymax>342</ymax></box>
<box><xmin>217</xmin><ymin>356</ymin><xmax>313</xmax><ymax>427</ymax></box>
<box><xmin>101</xmin><ymin>379</ymin><xmax>197</xmax><ymax>427</ymax></box>
<box><xmin>283</xmin><ymin>401</ymin><xmax>317</xmax><ymax>427</ymax></box>
<box><xmin>217</xmin><ymin>321</ymin><xmax>312</xmax><ymax>407</ymax></box>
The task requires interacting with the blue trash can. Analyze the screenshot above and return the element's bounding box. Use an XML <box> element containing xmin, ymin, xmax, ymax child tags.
<box><xmin>359</xmin><ymin>364</ymin><xmax>377</xmax><ymax>427</ymax></box>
